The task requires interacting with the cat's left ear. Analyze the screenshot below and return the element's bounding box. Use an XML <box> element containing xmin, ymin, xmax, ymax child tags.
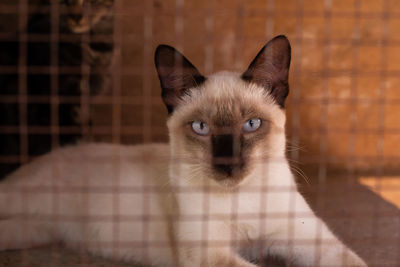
<box><xmin>155</xmin><ymin>45</ymin><xmax>206</xmax><ymax>114</ymax></box>
<box><xmin>241</xmin><ymin>35</ymin><xmax>291</xmax><ymax>108</ymax></box>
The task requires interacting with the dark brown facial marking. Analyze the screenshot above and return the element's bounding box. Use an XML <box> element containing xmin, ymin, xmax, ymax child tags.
<box><xmin>212</xmin><ymin>112</ymin><xmax>235</xmax><ymax>128</ymax></box>
<box><xmin>212</xmin><ymin>134</ymin><xmax>244</xmax><ymax>177</ymax></box>
<box><xmin>212</xmin><ymin>134</ymin><xmax>235</xmax><ymax>158</ymax></box>
<box><xmin>214</xmin><ymin>163</ymin><xmax>243</xmax><ymax>178</ymax></box>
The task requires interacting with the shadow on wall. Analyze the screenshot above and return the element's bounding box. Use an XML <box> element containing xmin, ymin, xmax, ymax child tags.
<box><xmin>0</xmin><ymin>0</ymin><xmax>114</xmax><ymax>178</ymax></box>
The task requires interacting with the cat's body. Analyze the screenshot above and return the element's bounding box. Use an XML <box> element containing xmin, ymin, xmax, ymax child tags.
<box><xmin>0</xmin><ymin>36</ymin><xmax>367</xmax><ymax>266</ymax></box>
<box><xmin>0</xmin><ymin>143</ymin><xmax>174</xmax><ymax>265</ymax></box>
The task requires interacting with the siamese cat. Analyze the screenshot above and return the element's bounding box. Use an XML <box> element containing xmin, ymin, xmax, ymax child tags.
<box><xmin>0</xmin><ymin>36</ymin><xmax>366</xmax><ymax>266</ymax></box>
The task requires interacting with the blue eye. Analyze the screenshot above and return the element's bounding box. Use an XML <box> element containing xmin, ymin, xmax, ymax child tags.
<box><xmin>242</xmin><ymin>118</ymin><xmax>261</xmax><ymax>133</ymax></box>
<box><xmin>191</xmin><ymin>121</ymin><xmax>210</xmax><ymax>135</ymax></box>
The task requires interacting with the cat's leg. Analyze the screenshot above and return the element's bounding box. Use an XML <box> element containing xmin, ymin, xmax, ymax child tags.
<box><xmin>265</xmin><ymin>194</ymin><xmax>367</xmax><ymax>266</ymax></box>
<box><xmin>0</xmin><ymin>218</ymin><xmax>56</xmax><ymax>250</ymax></box>
<box><xmin>273</xmin><ymin>220</ymin><xmax>366</xmax><ymax>266</ymax></box>
<box><xmin>176</xmin><ymin>222</ymin><xmax>257</xmax><ymax>267</ymax></box>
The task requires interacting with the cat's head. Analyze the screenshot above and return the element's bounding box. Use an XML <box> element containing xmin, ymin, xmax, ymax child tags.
<box><xmin>155</xmin><ymin>36</ymin><xmax>291</xmax><ymax>188</ymax></box>
<box><xmin>64</xmin><ymin>0</ymin><xmax>112</xmax><ymax>33</ymax></box>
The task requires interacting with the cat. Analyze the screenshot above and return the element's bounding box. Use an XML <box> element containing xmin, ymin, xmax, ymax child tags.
<box><xmin>0</xmin><ymin>35</ymin><xmax>367</xmax><ymax>266</ymax></box>
<box><xmin>64</xmin><ymin>0</ymin><xmax>113</xmax><ymax>34</ymax></box>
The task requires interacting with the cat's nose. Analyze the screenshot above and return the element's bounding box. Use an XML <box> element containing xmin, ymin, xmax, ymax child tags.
<box><xmin>212</xmin><ymin>156</ymin><xmax>244</xmax><ymax>177</ymax></box>
<box><xmin>211</xmin><ymin>134</ymin><xmax>243</xmax><ymax>177</ymax></box>
<box><xmin>213</xmin><ymin>161</ymin><xmax>242</xmax><ymax>177</ymax></box>
<box><xmin>211</xmin><ymin>134</ymin><xmax>240</xmax><ymax>158</ymax></box>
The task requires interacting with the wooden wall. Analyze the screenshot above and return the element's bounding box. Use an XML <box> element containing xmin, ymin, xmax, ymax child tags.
<box><xmin>91</xmin><ymin>0</ymin><xmax>400</xmax><ymax>172</ymax></box>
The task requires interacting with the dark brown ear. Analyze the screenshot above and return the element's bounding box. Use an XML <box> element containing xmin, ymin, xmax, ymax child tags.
<box><xmin>155</xmin><ymin>45</ymin><xmax>205</xmax><ymax>114</ymax></box>
<box><xmin>241</xmin><ymin>35</ymin><xmax>291</xmax><ymax>108</ymax></box>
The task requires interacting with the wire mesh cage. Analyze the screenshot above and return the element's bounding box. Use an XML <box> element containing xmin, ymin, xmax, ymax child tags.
<box><xmin>0</xmin><ymin>0</ymin><xmax>399</xmax><ymax>266</ymax></box>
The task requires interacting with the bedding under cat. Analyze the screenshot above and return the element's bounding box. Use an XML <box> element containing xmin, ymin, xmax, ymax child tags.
<box><xmin>0</xmin><ymin>36</ymin><xmax>366</xmax><ymax>266</ymax></box>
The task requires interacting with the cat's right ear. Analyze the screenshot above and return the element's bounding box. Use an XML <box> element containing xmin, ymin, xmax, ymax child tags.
<box><xmin>155</xmin><ymin>45</ymin><xmax>206</xmax><ymax>114</ymax></box>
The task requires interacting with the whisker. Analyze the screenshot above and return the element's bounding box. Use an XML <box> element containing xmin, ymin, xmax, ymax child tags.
<box><xmin>289</xmin><ymin>164</ymin><xmax>310</xmax><ymax>185</ymax></box>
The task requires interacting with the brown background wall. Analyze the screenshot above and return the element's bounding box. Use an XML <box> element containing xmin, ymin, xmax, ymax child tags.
<box><xmin>88</xmin><ymin>0</ymin><xmax>400</xmax><ymax>173</ymax></box>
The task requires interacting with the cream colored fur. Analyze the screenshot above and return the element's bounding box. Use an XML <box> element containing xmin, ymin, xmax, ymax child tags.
<box><xmin>0</xmin><ymin>72</ymin><xmax>366</xmax><ymax>266</ymax></box>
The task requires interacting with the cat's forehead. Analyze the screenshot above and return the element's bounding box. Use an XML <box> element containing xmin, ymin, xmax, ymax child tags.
<box><xmin>203</xmin><ymin>71</ymin><xmax>265</xmax><ymax>99</ymax></box>
<box><xmin>166</xmin><ymin>71</ymin><xmax>286</xmax><ymax>130</ymax></box>
<box><xmin>168</xmin><ymin>71</ymin><xmax>286</xmax><ymax>129</ymax></box>
<box><xmin>188</xmin><ymin>72</ymin><xmax>275</xmax><ymax>116</ymax></box>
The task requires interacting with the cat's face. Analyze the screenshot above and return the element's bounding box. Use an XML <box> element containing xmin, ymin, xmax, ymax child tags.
<box><xmin>155</xmin><ymin>36</ymin><xmax>291</xmax><ymax>188</ymax></box>
<box><xmin>64</xmin><ymin>0</ymin><xmax>112</xmax><ymax>33</ymax></box>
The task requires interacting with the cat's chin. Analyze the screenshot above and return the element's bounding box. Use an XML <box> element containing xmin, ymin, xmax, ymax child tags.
<box><xmin>210</xmin><ymin>165</ymin><xmax>252</xmax><ymax>188</ymax></box>
<box><xmin>212</xmin><ymin>175</ymin><xmax>246</xmax><ymax>188</ymax></box>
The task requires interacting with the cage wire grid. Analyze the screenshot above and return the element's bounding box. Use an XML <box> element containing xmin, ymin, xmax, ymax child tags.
<box><xmin>0</xmin><ymin>0</ymin><xmax>399</xmax><ymax>266</ymax></box>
